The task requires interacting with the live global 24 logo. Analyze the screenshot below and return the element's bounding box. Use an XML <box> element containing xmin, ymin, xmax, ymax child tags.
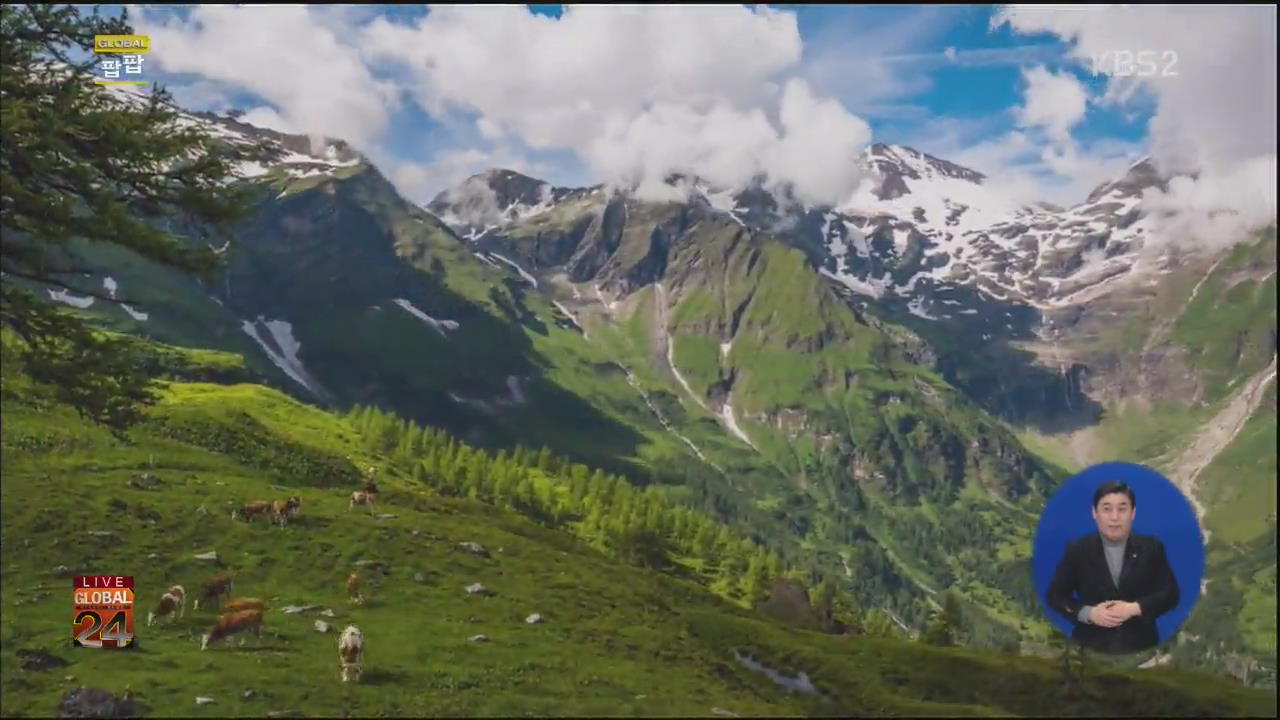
<box><xmin>73</xmin><ymin>576</ymin><xmax>135</xmax><ymax>648</ymax></box>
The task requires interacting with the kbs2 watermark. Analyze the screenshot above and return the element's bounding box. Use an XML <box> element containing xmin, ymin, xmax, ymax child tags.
<box><xmin>73</xmin><ymin>575</ymin><xmax>136</xmax><ymax>648</ymax></box>
<box><xmin>1090</xmin><ymin>50</ymin><xmax>1179</xmax><ymax>78</ymax></box>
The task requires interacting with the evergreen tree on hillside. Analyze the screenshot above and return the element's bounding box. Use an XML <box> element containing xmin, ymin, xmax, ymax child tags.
<box><xmin>921</xmin><ymin>591</ymin><xmax>965</xmax><ymax>647</ymax></box>
<box><xmin>0</xmin><ymin>4</ymin><xmax>263</xmax><ymax>430</ymax></box>
<box><xmin>741</xmin><ymin>548</ymin><xmax>772</xmax><ymax>605</ymax></box>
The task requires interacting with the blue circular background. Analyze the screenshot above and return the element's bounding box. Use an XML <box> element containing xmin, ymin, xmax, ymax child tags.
<box><xmin>1031</xmin><ymin>461</ymin><xmax>1205</xmax><ymax>645</ymax></box>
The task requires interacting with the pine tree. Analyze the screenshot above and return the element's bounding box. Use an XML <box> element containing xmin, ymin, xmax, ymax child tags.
<box><xmin>813</xmin><ymin>579</ymin><xmax>837</xmax><ymax>627</ymax></box>
<box><xmin>922</xmin><ymin>592</ymin><xmax>964</xmax><ymax>647</ymax></box>
<box><xmin>535</xmin><ymin>445</ymin><xmax>553</xmax><ymax>472</ymax></box>
<box><xmin>1</xmin><ymin>4</ymin><xmax>265</xmax><ymax>430</ymax></box>
<box><xmin>766</xmin><ymin>550</ymin><xmax>784</xmax><ymax>582</ymax></box>
<box><xmin>741</xmin><ymin>549</ymin><xmax>771</xmax><ymax>606</ymax></box>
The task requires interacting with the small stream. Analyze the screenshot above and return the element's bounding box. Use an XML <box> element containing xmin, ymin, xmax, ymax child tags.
<box><xmin>733</xmin><ymin>650</ymin><xmax>818</xmax><ymax>695</ymax></box>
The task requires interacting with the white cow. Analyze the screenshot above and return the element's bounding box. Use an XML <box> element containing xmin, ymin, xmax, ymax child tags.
<box><xmin>338</xmin><ymin>625</ymin><xmax>364</xmax><ymax>683</ymax></box>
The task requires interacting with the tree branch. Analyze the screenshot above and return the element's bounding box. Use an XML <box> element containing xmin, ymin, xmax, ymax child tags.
<box><xmin>0</xmin><ymin>266</ymin><xmax>148</xmax><ymax>306</ymax></box>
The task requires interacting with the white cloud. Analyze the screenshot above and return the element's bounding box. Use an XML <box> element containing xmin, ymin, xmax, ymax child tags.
<box><xmin>768</xmin><ymin>79</ymin><xmax>873</xmax><ymax>205</ymax></box>
<box><xmin>377</xmin><ymin>145</ymin><xmax>549</xmax><ymax>207</ymax></box>
<box><xmin>135</xmin><ymin>5</ymin><xmax>398</xmax><ymax>152</ymax></box>
<box><xmin>1015</xmin><ymin>66</ymin><xmax>1088</xmax><ymax>143</ymax></box>
<box><xmin>1141</xmin><ymin>156</ymin><xmax>1278</xmax><ymax>249</ymax></box>
<box><xmin>165</xmin><ymin>79</ymin><xmax>233</xmax><ymax>113</ymax></box>
<box><xmin>881</xmin><ymin>43</ymin><xmax>1061</xmax><ymax>70</ymax></box>
<box><xmin>995</xmin><ymin>4</ymin><xmax>1278</xmax><ymax>246</ymax></box>
<box><xmin>361</xmin><ymin>5</ymin><xmax>872</xmax><ymax>206</ymax></box>
<box><xmin>238</xmin><ymin>106</ymin><xmax>296</xmax><ymax>134</ymax></box>
<box><xmin>900</xmin><ymin>109</ymin><xmax>1141</xmax><ymax>209</ymax></box>
<box><xmin>475</xmin><ymin>116</ymin><xmax>504</xmax><ymax>142</ymax></box>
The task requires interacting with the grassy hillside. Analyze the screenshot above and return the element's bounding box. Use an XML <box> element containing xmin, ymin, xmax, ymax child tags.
<box><xmin>1</xmin><ymin>345</ymin><xmax>1276</xmax><ymax>717</ymax></box>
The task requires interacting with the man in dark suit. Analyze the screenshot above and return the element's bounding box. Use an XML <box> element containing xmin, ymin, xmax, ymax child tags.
<box><xmin>1046</xmin><ymin>480</ymin><xmax>1180</xmax><ymax>654</ymax></box>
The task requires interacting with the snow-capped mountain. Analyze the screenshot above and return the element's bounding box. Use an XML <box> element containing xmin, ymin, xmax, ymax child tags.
<box><xmin>104</xmin><ymin>84</ymin><xmax>366</xmax><ymax>186</ymax></box>
<box><xmin>428</xmin><ymin>143</ymin><xmax>1169</xmax><ymax>334</ymax></box>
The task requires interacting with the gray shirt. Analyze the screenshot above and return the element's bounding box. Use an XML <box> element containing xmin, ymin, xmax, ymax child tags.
<box><xmin>1078</xmin><ymin>536</ymin><xmax>1127</xmax><ymax>624</ymax></box>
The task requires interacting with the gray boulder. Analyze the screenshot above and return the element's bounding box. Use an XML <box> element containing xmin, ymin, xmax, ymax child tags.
<box><xmin>57</xmin><ymin>687</ymin><xmax>146</xmax><ymax>718</ymax></box>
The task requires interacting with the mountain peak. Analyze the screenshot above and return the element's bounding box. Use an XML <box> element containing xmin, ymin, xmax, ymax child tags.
<box><xmin>863</xmin><ymin>143</ymin><xmax>986</xmax><ymax>201</ymax></box>
<box><xmin>1084</xmin><ymin>156</ymin><xmax>1168</xmax><ymax>204</ymax></box>
<box><xmin>428</xmin><ymin>169</ymin><xmax>584</xmax><ymax>236</ymax></box>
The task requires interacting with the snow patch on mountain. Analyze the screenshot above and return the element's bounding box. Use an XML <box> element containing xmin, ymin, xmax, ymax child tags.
<box><xmin>906</xmin><ymin>296</ymin><xmax>939</xmax><ymax>321</ymax></box>
<box><xmin>392</xmin><ymin>298</ymin><xmax>460</xmax><ymax>335</ymax></box>
<box><xmin>698</xmin><ymin>185</ymin><xmax>748</xmax><ymax>227</ymax></box>
<box><xmin>47</xmin><ymin>288</ymin><xmax>95</xmax><ymax>309</ymax></box>
<box><xmin>121</xmin><ymin>303</ymin><xmax>149</xmax><ymax>321</ymax></box>
<box><xmin>489</xmin><ymin>252</ymin><xmax>539</xmax><ymax>288</ymax></box>
<box><xmin>621</xmin><ymin>364</ymin><xmax>725</xmax><ymax>475</ymax></box>
<box><xmin>721</xmin><ymin>399</ymin><xmax>757</xmax><ymax>449</ymax></box>
<box><xmin>551</xmin><ymin>300</ymin><xmax>588</xmax><ymax>339</ymax></box>
<box><xmin>820</xmin><ymin>267</ymin><xmax>889</xmax><ymax>299</ymax></box>
<box><xmin>240</xmin><ymin>317</ymin><xmax>323</xmax><ymax>397</ymax></box>
<box><xmin>506</xmin><ymin>375</ymin><xmax>527</xmax><ymax>405</ymax></box>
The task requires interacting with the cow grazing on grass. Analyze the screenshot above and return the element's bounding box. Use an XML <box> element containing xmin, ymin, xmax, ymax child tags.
<box><xmin>349</xmin><ymin>490</ymin><xmax>376</xmax><ymax>512</ymax></box>
<box><xmin>233</xmin><ymin>500</ymin><xmax>274</xmax><ymax>523</ymax></box>
<box><xmin>193</xmin><ymin>572</ymin><xmax>233</xmax><ymax>611</ymax></box>
<box><xmin>222</xmin><ymin>597</ymin><xmax>265</xmax><ymax>613</ymax></box>
<box><xmin>147</xmin><ymin>585</ymin><xmax>185</xmax><ymax>626</ymax></box>
<box><xmin>338</xmin><ymin>625</ymin><xmax>364</xmax><ymax>682</ymax></box>
<box><xmin>347</xmin><ymin>571</ymin><xmax>363</xmax><ymax>605</ymax></box>
<box><xmin>201</xmin><ymin>609</ymin><xmax>262</xmax><ymax>650</ymax></box>
<box><xmin>271</xmin><ymin>496</ymin><xmax>301</xmax><ymax>527</ymax></box>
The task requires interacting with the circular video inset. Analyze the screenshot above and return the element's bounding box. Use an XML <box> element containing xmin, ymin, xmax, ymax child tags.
<box><xmin>1031</xmin><ymin>461</ymin><xmax>1205</xmax><ymax>655</ymax></box>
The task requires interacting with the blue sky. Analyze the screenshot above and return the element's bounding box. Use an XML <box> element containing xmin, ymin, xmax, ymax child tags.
<box><xmin>99</xmin><ymin>4</ymin><xmax>1172</xmax><ymax>206</ymax></box>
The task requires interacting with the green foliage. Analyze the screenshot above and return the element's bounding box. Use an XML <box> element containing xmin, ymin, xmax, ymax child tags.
<box><xmin>685</xmin><ymin>609</ymin><xmax>1276</xmax><ymax>718</ymax></box>
<box><xmin>922</xmin><ymin>592</ymin><xmax>965</xmax><ymax>647</ymax></box>
<box><xmin>146</xmin><ymin>403</ymin><xmax>357</xmax><ymax>488</ymax></box>
<box><xmin>1198</xmin><ymin>381</ymin><xmax>1278</xmax><ymax>545</ymax></box>
<box><xmin>0</xmin><ymin>4</ymin><xmax>263</xmax><ymax>430</ymax></box>
<box><xmin>346</xmin><ymin>403</ymin><xmax>790</xmax><ymax>604</ymax></box>
<box><xmin>1170</xmin><ymin>231</ymin><xmax>1277</xmax><ymax>404</ymax></box>
<box><xmin>1</xmin><ymin>302</ymin><xmax>157</xmax><ymax>432</ymax></box>
<box><xmin>119</xmin><ymin>333</ymin><xmax>258</xmax><ymax>384</ymax></box>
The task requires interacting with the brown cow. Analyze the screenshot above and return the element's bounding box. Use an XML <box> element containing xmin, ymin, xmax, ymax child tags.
<box><xmin>201</xmin><ymin>609</ymin><xmax>262</xmax><ymax>650</ymax></box>
<box><xmin>347</xmin><ymin>571</ymin><xmax>363</xmax><ymax>605</ymax></box>
<box><xmin>271</xmin><ymin>496</ymin><xmax>302</xmax><ymax>527</ymax></box>
<box><xmin>233</xmin><ymin>500</ymin><xmax>273</xmax><ymax>523</ymax></box>
<box><xmin>147</xmin><ymin>585</ymin><xmax>185</xmax><ymax>627</ymax></box>
<box><xmin>193</xmin><ymin>572</ymin><xmax>234</xmax><ymax>611</ymax></box>
<box><xmin>222</xmin><ymin>597</ymin><xmax>265</xmax><ymax>613</ymax></box>
<box><xmin>349</xmin><ymin>490</ymin><xmax>376</xmax><ymax>512</ymax></box>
